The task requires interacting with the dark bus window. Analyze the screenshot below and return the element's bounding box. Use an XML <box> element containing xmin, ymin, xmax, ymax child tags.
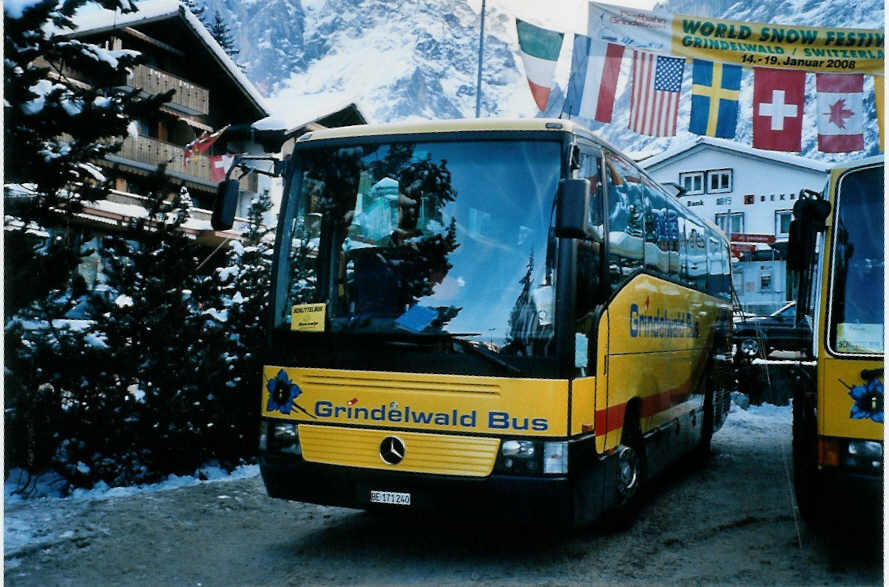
<box><xmin>663</xmin><ymin>195</ymin><xmax>682</xmax><ymax>281</ymax></box>
<box><xmin>686</xmin><ymin>219</ymin><xmax>708</xmax><ymax>291</ymax></box>
<box><xmin>830</xmin><ymin>165</ymin><xmax>884</xmax><ymax>354</ymax></box>
<box><xmin>575</xmin><ymin>148</ymin><xmax>603</xmax><ymax>376</ymax></box>
<box><xmin>605</xmin><ymin>153</ymin><xmax>645</xmax><ymax>292</ymax></box>
<box><xmin>644</xmin><ymin>183</ymin><xmax>665</xmax><ymax>275</ymax></box>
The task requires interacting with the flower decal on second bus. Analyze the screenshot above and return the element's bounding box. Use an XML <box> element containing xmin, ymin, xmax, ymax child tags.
<box><xmin>844</xmin><ymin>377</ymin><xmax>884</xmax><ymax>423</ymax></box>
<box><xmin>266</xmin><ymin>370</ymin><xmax>314</xmax><ymax>418</ymax></box>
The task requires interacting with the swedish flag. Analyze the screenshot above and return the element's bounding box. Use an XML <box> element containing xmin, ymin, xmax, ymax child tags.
<box><xmin>689</xmin><ymin>60</ymin><xmax>741</xmax><ymax>138</ymax></box>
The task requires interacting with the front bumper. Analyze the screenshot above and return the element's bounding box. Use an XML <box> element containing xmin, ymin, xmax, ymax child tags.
<box><xmin>260</xmin><ymin>437</ymin><xmax>613</xmax><ymax>526</ymax></box>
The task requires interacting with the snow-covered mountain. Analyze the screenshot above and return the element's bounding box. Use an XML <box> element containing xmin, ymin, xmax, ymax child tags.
<box><xmin>193</xmin><ymin>0</ymin><xmax>883</xmax><ymax>160</ymax></box>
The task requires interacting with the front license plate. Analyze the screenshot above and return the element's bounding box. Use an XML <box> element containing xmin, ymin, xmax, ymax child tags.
<box><xmin>370</xmin><ymin>490</ymin><xmax>411</xmax><ymax>506</ymax></box>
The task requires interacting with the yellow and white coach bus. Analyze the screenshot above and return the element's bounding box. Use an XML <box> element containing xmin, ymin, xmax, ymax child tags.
<box><xmin>217</xmin><ymin>119</ymin><xmax>734</xmax><ymax>526</ymax></box>
<box><xmin>788</xmin><ymin>155</ymin><xmax>883</xmax><ymax>520</ymax></box>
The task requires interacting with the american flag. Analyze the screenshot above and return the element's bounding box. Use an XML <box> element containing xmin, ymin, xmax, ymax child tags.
<box><xmin>628</xmin><ymin>52</ymin><xmax>685</xmax><ymax>137</ymax></box>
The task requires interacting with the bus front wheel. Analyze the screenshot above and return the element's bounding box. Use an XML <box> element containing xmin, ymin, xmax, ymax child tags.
<box><xmin>601</xmin><ymin>408</ymin><xmax>646</xmax><ymax>529</ymax></box>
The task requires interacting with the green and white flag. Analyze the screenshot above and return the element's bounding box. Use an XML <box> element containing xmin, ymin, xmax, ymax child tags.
<box><xmin>516</xmin><ymin>18</ymin><xmax>565</xmax><ymax>111</ymax></box>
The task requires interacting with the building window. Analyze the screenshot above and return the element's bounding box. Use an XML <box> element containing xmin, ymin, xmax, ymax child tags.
<box><xmin>760</xmin><ymin>272</ymin><xmax>772</xmax><ymax>291</ymax></box>
<box><xmin>707</xmin><ymin>169</ymin><xmax>732</xmax><ymax>193</ymax></box>
<box><xmin>680</xmin><ymin>171</ymin><xmax>705</xmax><ymax>195</ymax></box>
<box><xmin>715</xmin><ymin>212</ymin><xmax>744</xmax><ymax>235</ymax></box>
<box><xmin>775</xmin><ymin>210</ymin><xmax>793</xmax><ymax>236</ymax></box>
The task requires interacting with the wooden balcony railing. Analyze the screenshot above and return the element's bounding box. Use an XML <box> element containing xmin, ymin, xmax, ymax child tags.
<box><xmin>125</xmin><ymin>64</ymin><xmax>209</xmax><ymax>116</ymax></box>
<box><xmin>118</xmin><ymin>134</ymin><xmax>213</xmax><ymax>183</ymax></box>
<box><xmin>115</xmin><ymin>135</ymin><xmax>259</xmax><ymax>192</ymax></box>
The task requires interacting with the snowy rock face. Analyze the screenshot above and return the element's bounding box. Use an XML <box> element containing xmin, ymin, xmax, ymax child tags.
<box><xmin>196</xmin><ymin>0</ymin><xmax>522</xmax><ymax>121</ymax></box>
<box><xmin>191</xmin><ymin>0</ymin><xmax>882</xmax><ymax>158</ymax></box>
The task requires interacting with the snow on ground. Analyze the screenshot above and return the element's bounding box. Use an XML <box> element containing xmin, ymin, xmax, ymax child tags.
<box><xmin>4</xmin><ymin>463</ymin><xmax>259</xmax><ymax>558</ymax></box>
<box><xmin>4</xmin><ymin>400</ymin><xmax>790</xmax><ymax>559</ymax></box>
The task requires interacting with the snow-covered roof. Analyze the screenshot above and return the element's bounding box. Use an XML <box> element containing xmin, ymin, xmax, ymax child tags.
<box><xmin>64</xmin><ymin>0</ymin><xmax>268</xmax><ymax>118</ymax></box>
<box><xmin>253</xmin><ymin>98</ymin><xmax>367</xmax><ymax>135</ymax></box>
<box><xmin>639</xmin><ymin>136</ymin><xmax>832</xmax><ymax>174</ymax></box>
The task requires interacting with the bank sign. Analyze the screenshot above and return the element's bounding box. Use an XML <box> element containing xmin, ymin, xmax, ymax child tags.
<box><xmin>588</xmin><ymin>1</ymin><xmax>883</xmax><ymax>74</ymax></box>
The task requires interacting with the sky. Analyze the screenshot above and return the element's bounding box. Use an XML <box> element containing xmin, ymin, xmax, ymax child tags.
<box><xmin>470</xmin><ymin>0</ymin><xmax>661</xmax><ymax>35</ymax></box>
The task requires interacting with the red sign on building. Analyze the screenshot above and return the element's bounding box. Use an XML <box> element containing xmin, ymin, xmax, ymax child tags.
<box><xmin>730</xmin><ymin>233</ymin><xmax>776</xmax><ymax>244</ymax></box>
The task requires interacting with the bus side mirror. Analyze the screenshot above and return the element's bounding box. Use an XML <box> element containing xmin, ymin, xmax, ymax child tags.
<box><xmin>787</xmin><ymin>197</ymin><xmax>831</xmax><ymax>270</ymax></box>
<box><xmin>554</xmin><ymin>178</ymin><xmax>592</xmax><ymax>239</ymax></box>
<box><xmin>211</xmin><ymin>179</ymin><xmax>240</xmax><ymax>231</ymax></box>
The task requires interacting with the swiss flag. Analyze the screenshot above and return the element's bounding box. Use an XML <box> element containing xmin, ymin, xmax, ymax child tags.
<box><xmin>753</xmin><ymin>68</ymin><xmax>805</xmax><ymax>152</ymax></box>
<box><xmin>209</xmin><ymin>154</ymin><xmax>235</xmax><ymax>183</ymax></box>
<box><xmin>816</xmin><ymin>74</ymin><xmax>864</xmax><ymax>153</ymax></box>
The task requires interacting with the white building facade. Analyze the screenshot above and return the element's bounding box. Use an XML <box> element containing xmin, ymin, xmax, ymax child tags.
<box><xmin>641</xmin><ymin>137</ymin><xmax>829</xmax><ymax>314</ymax></box>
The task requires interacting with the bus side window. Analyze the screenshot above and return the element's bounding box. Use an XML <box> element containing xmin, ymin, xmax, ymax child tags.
<box><xmin>575</xmin><ymin>148</ymin><xmax>603</xmax><ymax>375</ymax></box>
<box><xmin>686</xmin><ymin>220</ymin><xmax>707</xmax><ymax>290</ymax></box>
<box><xmin>707</xmin><ymin>233</ymin><xmax>722</xmax><ymax>297</ymax></box>
<box><xmin>605</xmin><ymin>153</ymin><xmax>645</xmax><ymax>292</ymax></box>
<box><xmin>678</xmin><ymin>215</ymin><xmax>689</xmax><ymax>285</ymax></box>
<box><xmin>644</xmin><ymin>183</ymin><xmax>665</xmax><ymax>275</ymax></box>
<box><xmin>720</xmin><ymin>242</ymin><xmax>732</xmax><ymax>299</ymax></box>
<box><xmin>665</xmin><ymin>198</ymin><xmax>682</xmax><ymax>281</ymax></box>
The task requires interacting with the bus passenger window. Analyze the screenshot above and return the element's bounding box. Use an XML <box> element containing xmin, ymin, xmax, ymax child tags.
<box><xmin>664</xmin><ymin>198</ymin><xmax>682</xmax><ymax>281</ymax></box>
<box><xmin>605</xmin><ymin>154</ymin><xmax>645</xmax><ymax>292</ymax></box>
<box><xmin>644</xmin><ymin>185</ymin><xmax>663</xmax><ymax>274</ymax></box>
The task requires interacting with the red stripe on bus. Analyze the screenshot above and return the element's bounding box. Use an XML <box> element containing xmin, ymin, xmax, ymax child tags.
<box><xmin>594</xmin><ymin>355</ymin><xmax>708</xmax><ymax>435</ymax></box>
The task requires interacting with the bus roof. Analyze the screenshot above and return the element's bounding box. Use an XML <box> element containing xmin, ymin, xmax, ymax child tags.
<box><xmin>828</xmin><ymin>154</ymin><xmax>884</xmax><ymax>172</ymax></box>
<box><xmin>296</xmin><ymin>117</ymin><xmax>606</xmax><ymax>145</ymax></box>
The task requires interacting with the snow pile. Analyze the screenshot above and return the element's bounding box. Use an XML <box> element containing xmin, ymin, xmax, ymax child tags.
<box><xmin>723</xmin><ymin>396</ymin><xmax>792</xmax><ymax>439</ymax></box>
<box><xmin>5</xmin><ymin>463</ymin><xmax>259</xmax><ymax>503</ymax></box>
<box><xmin>4</xmin><ymin>464</ymin><xmax>259</xmax><ymax>558</ymax></box>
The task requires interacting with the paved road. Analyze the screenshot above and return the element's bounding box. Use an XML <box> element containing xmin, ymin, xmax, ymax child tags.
<box><xmin>5</xmin><ymin>409</ymin><xmax>882</xmax><ymax>585</ymax></box>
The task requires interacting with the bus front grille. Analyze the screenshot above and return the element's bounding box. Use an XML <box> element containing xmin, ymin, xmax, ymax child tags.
<box><xmin>298</xmin><ymin>424</ymin><xmax>500</xmax><ymax>477</ymax></box>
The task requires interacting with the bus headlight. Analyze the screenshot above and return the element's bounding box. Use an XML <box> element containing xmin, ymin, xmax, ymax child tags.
<box><xmin>267</xmin><ymin>421</ymin><xmax>301</xmax><ymax>455</ymax></box>
<box><xmin>845</xmin><ymin>440</ymin><xmax>882</xmax><ymax>471</ymax></box>
<box><xmin>543</xmin><ymin>441</ymin><xmax>568</xmax><ymax>474</ymax></box>
<box><xmin>494</xmin><ymin>439</ymin><xmax>568</xmax><ymax>475</ymax></box>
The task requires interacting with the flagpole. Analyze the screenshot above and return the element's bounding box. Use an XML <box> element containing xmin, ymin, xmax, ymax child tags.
<box><xmin>474</xmin><ymin>0</ymin><xmax>486</xmax><ymax>118</ymax></box>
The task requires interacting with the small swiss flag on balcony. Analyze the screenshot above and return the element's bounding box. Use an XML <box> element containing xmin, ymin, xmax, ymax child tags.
<box><xmin>184</xmin><ymin>125</ymin><xmax>229</xmax><ymax>164</ymax></box>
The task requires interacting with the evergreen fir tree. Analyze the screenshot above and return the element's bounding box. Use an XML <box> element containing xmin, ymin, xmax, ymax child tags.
<box><xmin>4</xmin><ymin>0</ymin><xmax>171</xmax><ymax>481</ymax></box>
<box><xmin>181</xmin><ymin>0</ymin><xmax>206</xmax><ymax>21</ymax></box>
<box><xmin>208</xmin><ymin>11</ymin><xmax>239</xmax><ymax>59</ymax></box>
<box><xmin>90</xmin><ymin>180</ymin><xmax>209</xmax><ymax>481</ymax></box>
<box><xmin>195</xmin><ymin>190</ymin><xmax>274</xmax><ymax>465</ymax></box>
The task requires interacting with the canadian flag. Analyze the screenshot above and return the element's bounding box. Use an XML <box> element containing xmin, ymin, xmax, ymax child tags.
<box><xmin>752</xmin><ymin>68</ymin><xmax>805</xmax><ymax>152</ymax></box>
<box><xmin>816</xmin><ymin>73</ymin><xmax>865</xmax><ymax>153</ymax></box>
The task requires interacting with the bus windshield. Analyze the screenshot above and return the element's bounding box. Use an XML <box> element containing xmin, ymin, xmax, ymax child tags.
<box><xmin>829</xmin><ymin>165</ymin><xmax>884</xmax><ymax>354</ymax></box>
<box><xmin>274</xmin><ymin>138</ymin><xmax>563</xmax><ymax>368</ymax></box>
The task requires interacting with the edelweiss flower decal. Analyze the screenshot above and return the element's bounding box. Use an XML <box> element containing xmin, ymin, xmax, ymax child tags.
<box><xmin>266</xmin><ymin>369</ymin><xmax>303</xmax><ymax>415</ymax></box>
<box><xmin>847</xmin><ymin>377</ymin><xmax>883</xmax><ymax>423</ymax></box>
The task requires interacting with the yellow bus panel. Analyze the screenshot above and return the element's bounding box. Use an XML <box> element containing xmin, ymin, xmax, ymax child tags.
<box><xmin>299</xmin><ymin>424</ymin><xmax>500</xmax><ymax>476</ymax></box>
<box><xmin>262</xmin><ymin>366</ymin><xmax>570</xmax><ymax>437</ymax></box>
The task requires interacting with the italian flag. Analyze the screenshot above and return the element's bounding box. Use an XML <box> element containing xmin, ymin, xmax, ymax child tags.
<box><xmin>516</xmin><ymin>18</ymin><xmax>564</xmax><ymax>112</ymax></box>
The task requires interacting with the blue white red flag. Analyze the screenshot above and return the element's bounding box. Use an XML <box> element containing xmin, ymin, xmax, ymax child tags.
<box><xmin>566</xmin><ymin>34</ymin><xmax>625</xmax><ymax>123</ymax></box>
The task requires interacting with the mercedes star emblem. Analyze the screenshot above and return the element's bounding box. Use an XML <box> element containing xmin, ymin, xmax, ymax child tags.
<box><xmin>379</xmin><ymin>436</ymin><xmax>405</xmax><ymax>465</ymax></box>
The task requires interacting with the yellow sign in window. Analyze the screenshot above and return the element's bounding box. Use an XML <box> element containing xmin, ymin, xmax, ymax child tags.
<box><xmin>291</xmin><ymin>303</ymin><xmax>326</xmax><ymax>332</ymax></box>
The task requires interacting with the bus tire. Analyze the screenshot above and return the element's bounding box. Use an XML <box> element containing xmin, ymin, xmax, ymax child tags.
<box><xmin>601</xmin><ymin>405</ymin><xmax>646</xmax><ymax>529</ymax></box>
<box><xmin>695</xmin><ymin>388</ymin><xmax>714</xmax><ymax>461</ymax></box>
<box><xmin>792</xmin><ymin>388</ymin><xmax>818</xmax><ymax>522</ymax></box>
